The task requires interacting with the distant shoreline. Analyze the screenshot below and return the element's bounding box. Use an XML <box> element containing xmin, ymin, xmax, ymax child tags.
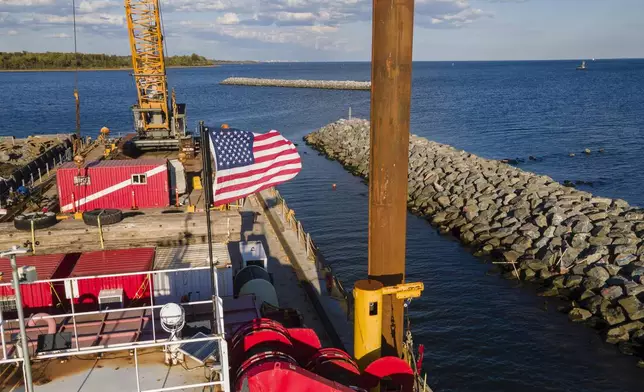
<box><xmin>0</xmin><ymin>63</ymin><xmax>258</xmax><ymax>73</ymax></box>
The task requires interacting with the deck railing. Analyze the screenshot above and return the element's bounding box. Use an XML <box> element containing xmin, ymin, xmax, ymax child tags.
<box><xmin>0</xmin><ymin>267</ymin><xmax>231</xmax><ymax>392</ymax></box>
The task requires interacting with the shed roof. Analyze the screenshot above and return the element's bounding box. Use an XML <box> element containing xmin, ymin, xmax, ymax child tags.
<box><xmin>153</xmin><ymin>244</ymin><xmax>232</xmax><ymax>270</ymax></box>
<box><xmin>71</xmin><ymin>248</ymin><xmax>155</xmax><ymax>277</ymax></box>
<box><xmin>0</xmin><ymin>253</ymin><xmax>77</xmax><ymax>282</ymax></box>
<box><xmin>60</xmin><ymin>159</ymin><xmax>167</xmax><ymax>170</ymax></box>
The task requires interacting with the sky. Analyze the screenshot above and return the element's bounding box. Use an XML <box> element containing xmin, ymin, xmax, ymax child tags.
<box><xmin>0</xmin><ymin>0</ymin><xmax>643</xmax><ymax>61</ymax></box>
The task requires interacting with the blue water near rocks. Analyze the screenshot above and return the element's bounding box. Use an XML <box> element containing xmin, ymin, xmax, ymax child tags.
<box><xmin>1</xmin><ymin>60</ymin><xmax>643</xmax><ymax>391</ymax></box>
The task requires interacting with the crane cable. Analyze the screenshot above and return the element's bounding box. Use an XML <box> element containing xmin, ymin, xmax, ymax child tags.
<box><xmin>72</xmin><ymin>0</ymin><xmax>80</xmax><ymax>152</ymax></box>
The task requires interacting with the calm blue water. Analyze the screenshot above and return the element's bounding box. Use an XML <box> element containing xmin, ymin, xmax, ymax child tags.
<box><xmin>1</xmin><ymin>60</ymin><xmax>643</xmax><ymax>391</ymax></box>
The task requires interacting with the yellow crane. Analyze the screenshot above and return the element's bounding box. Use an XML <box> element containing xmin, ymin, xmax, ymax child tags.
<box><xmin>124</xmin><ymin>0</ymin><xmax>187</xmax><ymax>149</ymax></box>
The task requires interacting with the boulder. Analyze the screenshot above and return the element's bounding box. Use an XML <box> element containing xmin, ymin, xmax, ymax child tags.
<box><xmin>580</xmin><ymin>247</ymin><xmax>604</xmax><ymax>264</ymax></box>
<box><xmin>604</xmin><ymin>264</ymin><xmax>621</xmax><ymax>276</ymax></box>
<box><xmin>568</xmin><ymin>308</ymin><xmax>592</xmax><ymax>322</ymax></box>
<box><xmin>565</xmin><ymin>275</ymin><xmax>584</xmax><ymax>288</ymax></box>
<box><xmin>588</xmin><ymin>212</ymin><xmax>608</xmax><ymax>221</ymax></box>
<box><xmin>618</xmin><ymin>296</ymin><xmax>644</xmax><ymax>321</ymax></box>
<box><xmin>549</xmin><ymin>212</ymin><xmax>565</xmax><ymax>226</ymax></box>
<box><xmin>526</xmin><ymin>259</ymin><xmax>548</xmax><ymax>271</ymax></box>
<box><xmin>624</xmin><ymin>281</ymin><xmax>644</xmax><ymax>296</ymax></box>
<box><xmin>591</xmin><ymin>225</ymin><xmax>611</xmax><ymax>237</ymax></box>
<box><xmin>511</xmin><ymin>236</ymin><xmax>532</xmax><ymax>253</ymax></box>
<box><xmin>589</xmin><ymin>236</ymin><xmax>612</xmax><ymax>246</ymax></box>
<box><xmin>613</xmin><ymin>248</ymin><xmax>638</xmax><ymax>261</ymax></box>
<box><xmin>537</xmin><ymin>286</ymin><xmax>559</xmax><ymax>297</ymax></box>
<box><xmin>552</xmin><ymin>275</ymin><xmax>566</xmax><ymax>289</ymax></box>
<box><xmin>534</xmin><ymin>214</ymin><xmax>548</xmax><ymax>228</ymax></box>
<box><xmin>523</xmin><ymin>268</ymin><xmax>536</xmax><ymax>280</ymax></box>
<box><xmin>584</xmin><ymin>295</ymin><xmax>610</xmax><ymax>315</ymax></box>
<box><xmin>586</xmin><ymin>266</ymin><xmax>610</xmax><ymax>282</ymax></box>
<box><xmin>543</xmin><ymin>226</ymin><xmax>556</xmax><ymax>238</ymax></box>
<box><xmin>571</xmin><ymin>234</ymin><xmax>589</xmax><ymax>249</ymax></box>
<box><xmin>572</xmin><ymin>219</ymin><xmax>593</xmax><ymax>234</ymax></box>
<box><xmin>539</xmin><ymin>269</ymin><xmax>557</xmax><ymax>280</ymax></box>
<box><xmin>606</xmin><ymin>327</ymin><xmax>630</xmax><ymax>344</ymax></box>
<box><xmin>502</xmin><ymin>250</ymin><xmax>521</xmax><ymax>264</ymax></box>
<box><xmin>583</xmin><ymin>276</ymin><xmax>606</xmax><ymax>291</ymax></box>
<box><xmin>615</xmin><ymin>254</ymin><xmax>637</xmax><ymax>266</ymax></box>
<box><xmin>629</xmin><ymin>267</ymin><xmax>644</xmax><ymax>283</ymax></box>
<box><xmin>437</xmin><ymin>196</ymin><xmax>450</xmax><ymax>208</ymax></box>
<box><xmin>600</xmin><ymin>285</ymin><xmax>624</xmax><ymax>301</ymax></box>
<box><xmin>601</xmin><ymin>306</ymin><xmax>626</xmax><ymax>326</ymax></box>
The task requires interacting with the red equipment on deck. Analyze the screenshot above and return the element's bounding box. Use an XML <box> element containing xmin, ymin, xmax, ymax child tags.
<box><xmin>66</xmin><ymin>248</ymin><xmax>155</xmax><ymax>308</ymax></box>
<box><xmin>231</xmin><ymin>318</ymin><xmax>414</xmax><ymax>392</ymax></box>
<box><xmin>57</xmin><ymin>159</ymin><xmax>169</xmax><ymax>212</ymax></box>
<box><xmin>0</xmin><ymin>253</ymin><xmax>78</xmax><ymax>312</ymax></box>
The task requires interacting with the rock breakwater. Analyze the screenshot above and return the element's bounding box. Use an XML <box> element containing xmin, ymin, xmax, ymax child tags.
<box><xmin>220</xmin><ymin>77</ymin><xmax>371</xmax><ymax>90</ymax></box>
<box><xmin>305</xmin><ymin>119</ymin><xmax>644</xmax><ymax>361</ymax></box>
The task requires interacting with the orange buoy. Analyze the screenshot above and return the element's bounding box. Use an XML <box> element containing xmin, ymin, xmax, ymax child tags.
<box><xmin>221</xmin><ymin>123</ymin><xmax>230</xmax><ymax>129</ymax></box>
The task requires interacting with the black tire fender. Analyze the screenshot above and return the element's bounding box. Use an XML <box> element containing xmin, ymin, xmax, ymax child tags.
<box><xmin>14</xmin><ymin>212</ymin><xmax>58</xmax><ymax>231</ymax></box>
<box><xmin>82</xmin><ymin>209</ymin><xmax>123</xmax><ymax>226</ymax></box>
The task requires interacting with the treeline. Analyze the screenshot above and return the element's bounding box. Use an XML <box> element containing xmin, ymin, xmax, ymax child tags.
<box><xmin>0</xmin><ymin>52</ymin><xmax>222</xmax><ymax>70</ymax></box>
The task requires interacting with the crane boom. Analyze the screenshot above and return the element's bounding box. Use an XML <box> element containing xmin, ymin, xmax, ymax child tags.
<box><xmin>125</xmin><ymin>0</ymin><xmax>186</xmax><ymax>146</ymax></box>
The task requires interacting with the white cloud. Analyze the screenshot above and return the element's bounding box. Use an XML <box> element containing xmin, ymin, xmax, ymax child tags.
<box><xmin>45</xmin><ymin>32</ymin><xmax>71</xmax><ymax>38</ymax></box>
<box><xmin>216</xmin><ymin>13</ymin><xmax>240</xmax><ymax>25</ymax></box>
<box><xmin>40</xmin><ymin>13</ymin><xmax>124</xmax><ymax>26</ymax></box>
<box><xmin>78</xmin><ymin>0</ymin><xmax>115</xmax><ymax>13</ymax></box>
<box><xmin>1</xmin><ymin>0</ymin><xmax>54</xmax><ymax>5</ymax></box>
<box><xmin>0</xmin><ymin>0</ymin><xmax>497</xmax><ymax>57</ymax></box>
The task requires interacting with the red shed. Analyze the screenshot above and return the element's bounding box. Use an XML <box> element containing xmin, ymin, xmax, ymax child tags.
<box><xmin>0</xmin><ymin>253</ymin><xmax>79</xmax><ymax>313</ymax></box>
<box><xmin>67</xmin><ymin>248</ymin><xmax>155</xmax><ymax>309</ymax></box>
<box><xmin>57</xmin><ymin>159</ymin><xmax>169</xmax><ymax>212</ymax></box>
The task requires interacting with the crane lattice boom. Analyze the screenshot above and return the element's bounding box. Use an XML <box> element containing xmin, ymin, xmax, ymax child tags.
<box><xmin>125</xmin><ymin>0</ymin><xmax>171</xmax><ymax>134</ymax></box>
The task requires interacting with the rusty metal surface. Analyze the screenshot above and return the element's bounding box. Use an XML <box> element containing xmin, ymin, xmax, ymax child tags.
<box><xmin>367</xmin><ymin>0</ymin><xmax>415</xmax><ymax>356</ymax></box>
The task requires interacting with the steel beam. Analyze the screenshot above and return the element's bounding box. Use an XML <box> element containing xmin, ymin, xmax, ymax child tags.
<box><xmin>368</xmin><ymin>0</ymin><xmax>415</xmax><ymax>357</ymax></box>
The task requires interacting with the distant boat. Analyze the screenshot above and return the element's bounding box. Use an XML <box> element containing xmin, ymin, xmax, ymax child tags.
<box><xmin>576</xmin><ymin>60</ymin><xmax>588</xmax><ymax>71</ymax></box>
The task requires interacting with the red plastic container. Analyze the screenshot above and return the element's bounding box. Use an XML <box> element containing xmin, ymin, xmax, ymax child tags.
<box><xmin>57</xmin><ymin>159</ymin><xmax>169</xmax><ymax>212</ymax></box>
<box><xmin>0</xmin><ymin>253</ymin><xmax>79</xmax><ymax>313</ymax></box>
<box><xmin>68</xmin><ymin>248</ymin><xmax>155</xmax><ymax>307</ymax></box>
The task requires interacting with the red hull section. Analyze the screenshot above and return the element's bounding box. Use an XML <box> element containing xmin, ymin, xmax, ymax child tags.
<box><xmin>57</xmin><ymin>159</ymin><xmax>169</xmax><ymax>212</ymax></box>
<box><xmin>69</xmin><ymin>248</ymin><xmax>155</xmax><ymax>307</ymax></box>
<box><xmin>0</xmin><ymin>253</ymin><xmax>78</xmax><ymax>312</ymax></box>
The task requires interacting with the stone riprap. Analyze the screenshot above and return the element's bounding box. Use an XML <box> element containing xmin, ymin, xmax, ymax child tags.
<box><xmin>305</xmin><ymin>118</ymin><xmax>644</xmax><ymax>360</ymax></box>
<box><xmin>220</xmin><ymin>77</ymin><xmax>371</xmax><ymax>91</ymax></box>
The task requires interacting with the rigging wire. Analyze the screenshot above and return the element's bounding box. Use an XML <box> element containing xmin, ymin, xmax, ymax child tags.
<box><xmin>157</xmin><ymin>0</ymin><xmax>170</xmax><ymax>60</ymax></box>
<box><xmin>72</xmin><ymin>0</ymin><xmax>81</xmax><ymax>144</ymax></box>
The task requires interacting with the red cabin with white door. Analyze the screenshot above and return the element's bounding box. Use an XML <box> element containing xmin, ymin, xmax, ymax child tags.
<box><xmin>57</xmin><ymin>159</ymin><xmax>169</xmax><ymax>212</ymax></box>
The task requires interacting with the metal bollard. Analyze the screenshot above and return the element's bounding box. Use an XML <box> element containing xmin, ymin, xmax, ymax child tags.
<box><xmin>30</xmin><ymin>173</ymin><xmax>34</xmax><ymax>185</ymax></box>
<box><xmin>46</xmin><ymin>163</ymin><xmax>49</xmax><ymax>176</ymax></box>
<box><xmin>38</xmin><ymin>168</ymin><xmax>42</xmax><ymax>183</ymax></box>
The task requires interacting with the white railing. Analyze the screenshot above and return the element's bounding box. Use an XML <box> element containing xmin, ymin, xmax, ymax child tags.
<box><xmin>0</xmin><ymin>266</ymin><xmax>230</xmax><ymax>392</ymax></box>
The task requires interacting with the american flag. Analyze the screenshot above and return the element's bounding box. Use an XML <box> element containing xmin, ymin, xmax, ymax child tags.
<box><xmin>208</xmin><ymin>128</ymin><xmax>302</xmax><ymax>206</ymax></box>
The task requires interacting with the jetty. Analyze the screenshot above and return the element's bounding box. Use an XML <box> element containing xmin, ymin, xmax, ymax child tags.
<box><xmin>306</xmin><ymin>118</ymin><xmax>644</xmax><ymax>357</ymax></box>
<box><xmin>220</xmin><ymin>77</ymin><xmax>371</xmax><ymax>90</ymax></box>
